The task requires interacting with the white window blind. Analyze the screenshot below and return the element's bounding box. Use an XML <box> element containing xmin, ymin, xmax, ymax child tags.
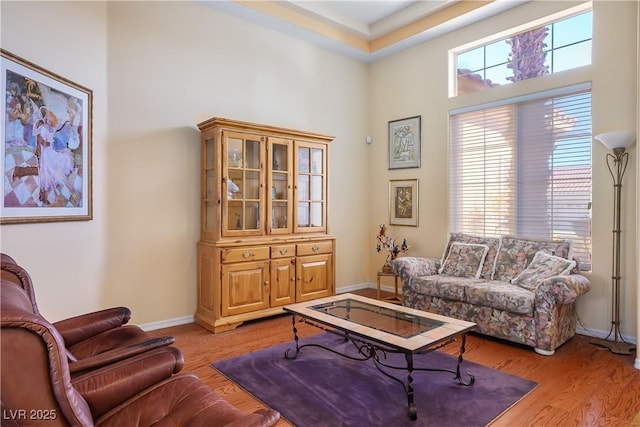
<box><xmin>449</xmin><ymin>85</ymin><xmax>592</xmax><ymax>269</ymax></box>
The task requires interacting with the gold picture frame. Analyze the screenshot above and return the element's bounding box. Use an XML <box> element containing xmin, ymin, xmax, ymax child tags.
<box><xmin>389</xmin><ymin>179</ymin><xmax>418</xmax><ymax>227</ymax></box>
<box><xmin>1</xmin><ymin>49</ymin><xmax>93</xmax><ymax>224</ymax></box>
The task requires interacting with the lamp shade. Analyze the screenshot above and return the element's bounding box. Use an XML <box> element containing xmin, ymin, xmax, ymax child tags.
<box><xmin>594</xmin><ymin>130</ymin><xmax>636</xmax><ymax>150</ymax></box>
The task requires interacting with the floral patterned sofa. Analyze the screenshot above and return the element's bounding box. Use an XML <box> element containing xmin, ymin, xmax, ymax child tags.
<box><xmin>390</xmin><ymin>233</ymin><xmax>591</xmax><ymax>355</ymax></box>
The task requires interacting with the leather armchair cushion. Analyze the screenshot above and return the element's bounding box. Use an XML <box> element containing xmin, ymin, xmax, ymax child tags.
<box><xmin>66</xmin><ymin>323</ymin><xmax>175</xmax><ymax>359</ymax></box>
<box><xmin>73</xmin><ymin>346</ymin><xmax>184</xmax><ymax>418</ymax></box>
<box><xmin>95</xmin><ymin>374</ymin><xmax>281</xmax><ymax>427</ymax></box>
<box><xmin>68</xmin><ymin>336</ymin><xmax>176</xmax><ymax>375</ymax></box>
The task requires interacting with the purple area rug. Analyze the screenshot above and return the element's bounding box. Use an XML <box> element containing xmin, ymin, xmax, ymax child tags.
<box><xmin>212</xmin><ymin>332</ymin><xmax>537</xmax><ymax>426</ymax></box>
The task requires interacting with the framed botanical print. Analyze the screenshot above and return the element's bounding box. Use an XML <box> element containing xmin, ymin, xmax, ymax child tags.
<box><xmin>388</xmin><ymin>116</ymin><xmax>421</xmax><ymax>169</ymax></box>
<box><xmin>389</xmin><ymin>179</ymin><xmax>418</xmax><ymax>227</ymax></box>
<box><xmin>1</xmin><ymin>49</ymin><xmax>92</xmax><ymax>224</ymax></box>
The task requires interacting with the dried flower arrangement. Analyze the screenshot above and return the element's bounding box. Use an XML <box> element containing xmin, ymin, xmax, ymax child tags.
<box><xmin>375</xmin><ymin>224</ymin><xmax>409</xmax><ymax>272</ymax></box>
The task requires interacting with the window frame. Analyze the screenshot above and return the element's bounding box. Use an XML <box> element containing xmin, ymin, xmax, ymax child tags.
<box><xmin>449</xmin><ymin>3</ymin><xmax>593</xmax><ymax>97</ymax></box>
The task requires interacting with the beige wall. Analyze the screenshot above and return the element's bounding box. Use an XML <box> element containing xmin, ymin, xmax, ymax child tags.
<box><xmin>1</xmin><ymin>1</ymin><xmax>371</xmax><ymax>325</ymax></box>
<box><xmin>1</xmin><ymin>1</ymin><xmax>638</xmax><ymax>341</ymax></box>
<box><xmin>1</xmin><ymin>1</ymin><xmax>111</xmax><ymax>321</ymax></box>
<box><xmin>369</xmin><ymin>0</ymin><xmax>638</xmax><ymax>340</ymax></box>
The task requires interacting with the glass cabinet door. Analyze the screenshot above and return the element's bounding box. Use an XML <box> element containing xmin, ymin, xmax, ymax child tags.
<box><xmin>295</xmin><ymin>142</ymin><xmax>326</xmax><ymax>233</ymax></box>
<box><xmin>223</xmin><ymin>132</ymin><xmax>264</xmax><ymax>236</ymax></box>
<box><xmin>268</xmin><ymin>138</ymin><xmax>292</xmax><ymax>234</ymax></box>
<box><xmin>203</xmin><ymin>133</ymin><xmax>217</xmax><ymax>239</ymax></box>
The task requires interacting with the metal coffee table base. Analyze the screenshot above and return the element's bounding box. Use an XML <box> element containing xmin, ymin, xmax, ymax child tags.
<box><xmin>284</xmin><ymin>315</ymin><xmax>475</xmax><ymax>421</ymax></box>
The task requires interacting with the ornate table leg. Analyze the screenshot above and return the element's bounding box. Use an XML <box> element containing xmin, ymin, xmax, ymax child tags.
<box><xmin>454</xmin><ymin>334</ymin><xmax>475</xmax><ymax>386</ymax></box>
<box><xmin>405</xmin><ymin>352</ymin><xmax>417</xmax><ymax>420</ymax></box>
<box><xmin>284</xmin><ymin>315</ymin><xmax>300</xmax><ymax>359</ymax></box>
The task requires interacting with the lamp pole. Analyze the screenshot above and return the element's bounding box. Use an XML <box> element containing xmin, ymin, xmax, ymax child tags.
<box><xmin>591</xmin><ymin>147</ymin><xmax>636</xmax><ymax>355</ymax></box>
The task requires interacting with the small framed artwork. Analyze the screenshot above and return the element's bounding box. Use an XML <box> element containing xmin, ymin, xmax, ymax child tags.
<box><xmin>1</xmin><ymin>49</ymin><xmax>92</xmax><ymax>224</ymax></box>
<box><xmin>389</xmin><ymin>179</ymin><xmax>418</xmax><ymax>227</ymax></box>
<box><xmin>388</xmin><ymin>115</ymin><xmax>421</xmax><ymax>169</ymax></box>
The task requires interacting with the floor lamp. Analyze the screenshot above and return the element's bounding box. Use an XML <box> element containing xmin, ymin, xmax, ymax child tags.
<box><xmin>591</xmin><ymin>130</ymin><xmax>636</xmax><ymax>355</ymax></box>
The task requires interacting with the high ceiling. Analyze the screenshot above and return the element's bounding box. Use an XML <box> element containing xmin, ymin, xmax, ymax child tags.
<box><xmin>202</xmin><ymin>0</ymin><xmax>527</xmax><ymax>62</ymax></box>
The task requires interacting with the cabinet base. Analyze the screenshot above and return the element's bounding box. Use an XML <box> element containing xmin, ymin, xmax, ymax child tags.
<box><xmin>195</xmin><ymin>315</ymin><xmax>242</xmax><ymax>334</ymax></box>
<box><xmin>195</xmin><ymin>306</ymin><xmax>287</xmax><ymax>334</ymax></box>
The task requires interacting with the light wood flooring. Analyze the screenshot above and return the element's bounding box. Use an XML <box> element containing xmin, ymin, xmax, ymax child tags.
<box><xmin>148</xmin><ymin>289</ymin><xmax>640</xmax><ymax>427</ymax></box>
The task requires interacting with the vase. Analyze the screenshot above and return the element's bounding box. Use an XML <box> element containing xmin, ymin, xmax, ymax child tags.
<box><xmin>382</xmin><ymin>260</ymin><xmax>394</xmax><ymax>273</ymax></box>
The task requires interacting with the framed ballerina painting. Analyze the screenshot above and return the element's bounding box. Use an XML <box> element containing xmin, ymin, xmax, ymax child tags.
<box><xmin>1</xmin><ymin>49</ymin><xmax>92</xmax><ymax>224</ymax></box>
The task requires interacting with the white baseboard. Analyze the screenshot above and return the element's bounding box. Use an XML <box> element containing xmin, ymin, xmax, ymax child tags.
<box><xmin>138</xmin><ymin>315</ymin><xmax>194</xmax><ymax>332</ymax></box>
<box><xmin>577</xmin><ymin>325</ymin><xmax>638</xmax><ymax>370</ymax></box>
<box><xmin>576</xmin><ymin>325</ymin><xmax>637</xmax><ymax>345</ymax></box>
<box><xmin>336</xmin><ymin>282</ymin><xmax>375</xmax><ymax>293</ymax></box>
<box><xmin>337</xmin><ymin>282</ymin><xmax>402</xmax><ymax>294</ymax></box>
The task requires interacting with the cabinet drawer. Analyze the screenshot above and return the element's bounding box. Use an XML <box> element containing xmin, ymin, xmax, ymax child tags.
<box><xmin>221</xmin><ymin>246</ymin><xmax>270</xmax><ymax>263</ymax></box>
<box><xmin>271</xmin><ymin>245</ymin><xmax>296</xmax><ymax>259</ymax></box>
<box><xmin>297</xmin><ymin>241</ymin><xmax>333</xmax><ymax>256</ymax></box>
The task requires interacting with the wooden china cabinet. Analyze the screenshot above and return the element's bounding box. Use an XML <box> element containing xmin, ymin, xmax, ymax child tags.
<box><xmin>195</xmin><ymin>117</ymin><xmax>335</xmax><ymax>333</ymax></box>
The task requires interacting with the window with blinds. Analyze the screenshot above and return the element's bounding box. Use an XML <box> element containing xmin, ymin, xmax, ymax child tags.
<box><xmin>449</xmin><ymin>84</ymin><xmax>592</xmax><ymax>269</ymax></box>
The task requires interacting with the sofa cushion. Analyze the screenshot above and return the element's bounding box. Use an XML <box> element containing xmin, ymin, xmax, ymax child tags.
<box><xmin>492</xmin><ymin>236</ymin><xmax>573</xmax><ymax>282</ymax></box>
<box><xmin>441</xmin><ymin>233</ymin><xmax>500</xmax><ymax>280</ymax></box>
<box><xmin>439</xmin><ymin>242</ymin><xmax>489</xmax><ymax>278</ymax></box>
<box><xmin>409</xmin><ymin>275</ymin><xmax>484</xmax><ymax>301</ymax></box>
<box><xmin>511</xmin><ymin>251</ymin><xmax>576</xmax><ymax>291</ymax></box>
<box><xmin>464</xmin><ymin>281</ymin><xmax>535</xmax><ymax>315</ymax></box>
<box><xmin>410</xmin><ymin>275</ymin><xmax>534</xmax><ymax>316</ymax></box>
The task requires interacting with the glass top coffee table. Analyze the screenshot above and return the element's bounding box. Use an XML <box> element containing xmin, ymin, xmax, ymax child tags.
<box><xmin>283</xmin><ymin>293</ymin><xmax>477</xmax><ymax>420</ymax></box>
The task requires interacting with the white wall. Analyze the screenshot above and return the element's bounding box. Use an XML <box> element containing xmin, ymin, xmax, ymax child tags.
<box><xmin>369</xmin><ymin>1</ymin><xmax>638</xmax><ymax>340</ymax></box>
<box><xmin>1</xmin><ymin>1</ymin><xmax>371</xmax><ymax>324</ymax></box>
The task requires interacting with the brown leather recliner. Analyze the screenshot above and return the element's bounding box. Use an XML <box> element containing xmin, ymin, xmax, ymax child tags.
<box><xmin>0</xmin><ymin>254</ymin><xmax>175</xmax><ymax>375</ymax></box>
<box><xmin>1</xmin><ymin>279</ymin><xmax>280</xmax><ymax>427</ymax></box>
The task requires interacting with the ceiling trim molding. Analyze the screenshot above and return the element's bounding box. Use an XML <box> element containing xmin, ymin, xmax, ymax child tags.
<box><xmin>236</xmin><ymin>0</ymin><xmax>495</xmax><ymax>54</ymax></box>
<box><xmin>237</xmin><ymin>0</ymin><xmax>370</xmax><ymax>52</ymax></box>
<box><xmin>370</xmin><ymin>1</ymin><xmax>493</xmax><ymax>52</ymax></box>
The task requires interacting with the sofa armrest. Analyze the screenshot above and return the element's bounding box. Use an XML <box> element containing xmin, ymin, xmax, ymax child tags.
<box><xmin>390</xmin><ymin>257</ymin><xmax>440</xmax><ymax>283</ymax></box>
<box><xmin>535</xmin><ymin>274</ymin><xmax>591</xmax><ymax>306</ymax></box>
<box><xmin>72</xmin><ymin>346</ymin><xmax>184</xmax><ymax>418</ymax></box>
<box><xmin>54</xmin><ymin>307</ymin><xmax>132</xmax><ymax>346</ymax></box>
<box><xmin>68</xmin><ymin>336</ymin><xmax>176</xmax><ymax>375</ymax></box>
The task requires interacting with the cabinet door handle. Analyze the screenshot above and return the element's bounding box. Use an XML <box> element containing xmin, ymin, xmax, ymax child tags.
<box><xmin>242</xmin><ymin>251</ymin><xmax>254</xmax><ymax>259</ymax></box>
<box><xmin>312</xmin><ymin>245</ymin><xmax>320</xmax><ymax>253</ymax></box>
<box><xmin>279</xmin><ymin>248</ymin><xmax>289</xmax><ymax>255</ymax></box>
